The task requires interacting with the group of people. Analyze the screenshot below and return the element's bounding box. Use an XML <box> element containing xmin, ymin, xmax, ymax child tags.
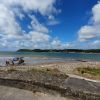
<box><xmin>6</xmin><ymin>57</ymin><xmax>25</xmax><ymax>66</ymax></box>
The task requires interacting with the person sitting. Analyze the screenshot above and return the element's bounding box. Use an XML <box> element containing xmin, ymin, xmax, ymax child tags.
<box><xmin>6</xmin><ymin>57</ymin><xmax>25</xmax><ymax>66</ymax></box>
<box><xmin>13</xmin><ymin>57</ymin><xmax>19</xmax><ymax>61</ymax></box>
<box><xmin>17</xmin><ymin>57</ymin><xmax>25</xmax><ymax>65</ymax></box>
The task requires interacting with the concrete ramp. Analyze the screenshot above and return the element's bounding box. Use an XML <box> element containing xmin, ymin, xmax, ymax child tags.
<box><xmin>64</xmin><ymin>77</ymin><xmax>100</xmax><ymax>93</ymax></box>
<box><xmin>0</xmin><ymin>86</ymin><xmax>68</xmax><ymax>100</ymax></box>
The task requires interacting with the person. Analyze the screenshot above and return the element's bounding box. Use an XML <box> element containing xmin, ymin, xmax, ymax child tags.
<box><xmin>6</xmin><ymin>59</ymin><xmax>14</xmax><ymax>66</ymax></box>
<box><xmin>18</xmin><ymin>57</ymin><xmax>25</xmax><ymax>65</ymax></box>
<box><xmin>6</xmin><ymin>60</ymin><xmax>9</xmax><ymax>66</ymax></box>
<box><xmin>11</xmin><ymin>60</ymin><xmax>14</xmax><ymax>66</ymax></box>
<box><xmin>13</xmin><ymin>57</ymin><xmax>19</xmax><ymax>61</ymax></box>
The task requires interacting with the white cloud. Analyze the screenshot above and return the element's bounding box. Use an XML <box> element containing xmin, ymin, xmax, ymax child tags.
<box><xmin>78</xmin><ymin>2</ymin><xmax>100</xmax><ymax>42</ymax></box>
<box><xmin>92</xmin><ymin>1</ymin><xmax>100</xmax><ymax>24</ymax></box>
<box><xmin>0</xmin><ymin>4</ymin><xmax>22</xmax><ymax>36</ymax></box>
<box><xmin>25</xmin><ymin>31</ymin><xmax>50</xmax><ymax>43</ymax></box>
<box><xmin>13</xmin><ymin>8</ymin><xmax>25</xmax><ymax>20</ymax></box>
<box><xmin>47</xmin><ymin>15</ymin><xmax>60</xmax><ymax>25</ymax></box>
<box><xmin>0</xmin><ymin>0</ymin><xmax>76</xmax><ymax>50</ymax></box>
<box><xmin>51</xmin><ymin>38</ymin><xmax>61</xmax><ymax>49</ymax></box>
<box><xmin>92</xmin><ymin>40</ymin><xmax>100</xmax><ymax>48</ymax></box>
<box><xmin>1</xmin><ymin>0</ymin><xmax>57</xmax><ymax>15</ymax></box>
<box><xmin>0</xmin><ymin>33</ymin><xmax>51</xmax><ymax>49</ymax></box>
<box><xmin>51</xmin><ymin>38</ymin><xmax>73</xmax><ymax>49</ymax></box>
<box><xmin>0</xmin><ymin>0</ymin><xmax>62</xmax><ymax>50</ymax></box>
<box><xmin>47</xmin><ymin>20</ymin><xmax>60</xmax><ymax>25</ymax></box>
<box><xmin>48</xmin><ymin>15</ymin><xmax>55</xmax><ymax>20</ymax></box>
<box><xmin>29</xmin><ymin>15</ymin><xmax>49</xmax><ymax>33</ymax></box>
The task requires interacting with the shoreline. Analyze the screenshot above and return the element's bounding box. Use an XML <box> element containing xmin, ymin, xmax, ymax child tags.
<box><xmin>0</xmin><ymin>60</ymin><xmax>100</xmax><ymax>80</ymax></box>
<box><xmin>0</xmin><ymin>56</ymin><xmax>100</xmax><ymax>67</ymax></box>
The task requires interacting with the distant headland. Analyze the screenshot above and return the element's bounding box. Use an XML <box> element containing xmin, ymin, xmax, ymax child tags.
<box><xmin>17</xmin><ymin>49</ymin><xmax>100</xmax><ymax>53</ymax></box>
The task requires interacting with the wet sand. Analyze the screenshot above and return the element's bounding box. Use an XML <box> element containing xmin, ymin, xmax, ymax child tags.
<box><xmin>0</xmin><ymin>56</ymin><xmax>100</xmax><ymax>76</ymax></box>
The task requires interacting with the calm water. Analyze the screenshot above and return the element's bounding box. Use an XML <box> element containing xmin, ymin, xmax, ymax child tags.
<box><xmin>0</xmin><ymin>51</ymin><xmax>100</xmax><ymax>66</ymax></box>
<box><xmin>0</xmin><ymin>51</ymin><xmax>100</xmax><ymax>61</ymax></box>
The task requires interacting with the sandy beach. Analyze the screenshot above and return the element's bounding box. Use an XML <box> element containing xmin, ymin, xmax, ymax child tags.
<box><xmin>0</xmin><ymin>58</ymin><xmax>100</xmax><ymax>100</ymax></box>
<box><xmin>0</xmin><ymin>58</ymin><xmax>100</xmax><ymax>74</ymax></box>
<box><xmin>0</xmin><ymin>61</ymin><xmax>100</xmax><ymax>100</ymax></box>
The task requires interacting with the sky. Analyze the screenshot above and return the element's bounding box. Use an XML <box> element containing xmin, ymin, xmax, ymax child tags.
<box><xmin>0</xmin><ymin>0</ymin><xmax>100</xmax><ymax>51</ymax></box>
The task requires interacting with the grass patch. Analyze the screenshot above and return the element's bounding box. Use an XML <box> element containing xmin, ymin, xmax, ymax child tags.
<box><xmin>0</xmin><ymin>69</ymin><xmax>5</xmax><ymax>72</ymax></box>
<box><xmin>0</xmin><ymin>67</ymin><xmax>17</xmax><ymax>73</ymax></box>
<box><xmin>28</xmin><ymin>68</ymin><xmax>68</xmax><ymax>78</ymax></box>
<box><xmin>29</xmin><ymin>68</ymin><xmax>61</xmax><ymax>74</ymax></box>
<box><xmin>7</xmin><ymin>67</ymin><xmax>17</xmax><ymax>73</ymax></box>
<box><xmin>76</xmin><ymin>67</ymin><xmax>100</xmax><ymax>76</ymax></box>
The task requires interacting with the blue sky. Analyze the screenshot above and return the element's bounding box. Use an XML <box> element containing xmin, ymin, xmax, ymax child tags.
<box><xmin>0</xmin><ymin>0</ymin><xmax>100</xmax><ymax>51</ymax></box>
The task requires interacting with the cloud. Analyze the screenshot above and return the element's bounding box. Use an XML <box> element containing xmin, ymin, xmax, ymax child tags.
<box><xmin>78</xmin><ymin>2</ymin><xmax>100</xmax><ymax>42</ymax></box>
<box><xmin>0</xmin><ymin>3</ymin><xmax>22</xmax><ymax>36</ymax></box>
<box><xmin>47</xmin><ymin>15</ymin><xmax>60</xmax><ymax>25</ymax></box>
<box><xmin>47</xmin><ymin>19</ymin><xmax>60</xmax><ymax>25</ymax></box>
<box><xmin>0</xmin><ymin>32</ymin><xmax>51</xmax><ymax>49</ymax></box>
<box><xmin>51</xmin><ymin>38</ymin><xmax>73</xmax><ymax>49</ymax></box>
<box><xmin>29</xmin><ymin>15</ymin><xmax>49</xmax><ymax>33</ymax></box>
<box><xmin>0</xmin><ymin>0</ymin><xmax>73</xmax><ymax>50</ymax></box>
<box><xmin>0</xmin><ymin>0</ymin><xmax>62</xmax><ymax>50</ymax></box>
<box><xmin>1</xmin><ymin>0</ymin><xmax>57</xmax><ymax>15</ymax></box>
<box><xmin>91</xmin><ymin>40</ymin><xmax>100</xmax><ymax>48</ymax></box>
<box><xmin>25</xmin><ymin>31</ymin><xmax>51</xmax><ymax>43</ymax></box>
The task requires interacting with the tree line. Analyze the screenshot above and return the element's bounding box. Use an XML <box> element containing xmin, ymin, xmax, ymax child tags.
<box><xmin>17</xmin><ymin>49</ymin><xmax>100</xmax><ymax>53</ymax></box>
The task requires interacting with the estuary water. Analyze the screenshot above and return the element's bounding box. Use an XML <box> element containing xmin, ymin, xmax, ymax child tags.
<box><xmin>0</xmin><ymin>51</ymin><xmax>100</xmax><ymax>66</ymax></box>
<box><xmin>0</xmin><ymin>51</ymin><xmax>100</xmax><ymax>61</ymax></box>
